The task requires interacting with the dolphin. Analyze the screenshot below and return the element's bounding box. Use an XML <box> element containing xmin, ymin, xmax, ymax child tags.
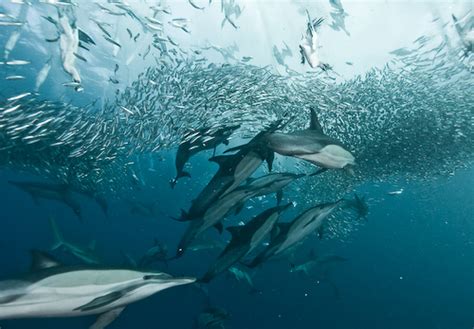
<box><xmin>289</xmin><ymin>249</ymin><xmax>348</xmax><ymax>275</ymax></box>
<box><xmin>175</xmin><ymin>169</ymin><xmax>298</xmax><ymax>258</ymax></box>
<box><xmin>175</xmin><ymin>187</ymin><xmax>257</xmax><ymax>258</ymax></box>
<box><xmin>138</xmin><ymin>239</ymin><xmax>168</xmax><ymax>268</ymax></box>
<box><xmin>9</xmin><ymin>180</ymin><xmax>83</xmax><ymax>221</ymax></box>
<box><xmin>264</xmin><ymin>108</ymin><xmax>355</xmax><ymax>173</ymax></box>
<box><xmin>343</xmin><ymin>194</ymin><xmax>369</xmax><ymax>220</ymax></box>
<box><xmin>188</xmin><ymin>236</ymin><xmax>227</xmax><ymax>253</ymax></box>
<box><xmin>227</xmin><ymin>266</ymin><xmax>258</xmax><ymax>293</ymax></box>
<box><xmin>245</xmin><ymin>172</ymin><xmax>306</xmax><ymax>205</ymax></box>
<box><xmin>170</xmin><ymin>124</ymin><xmax>240</xmax><ymax>188</ymax></box>
<box><xmin>0</xmin><ymin>250</ymin><xmax>195</xmax><ymax>328</ymax></box>
<box><xmin>195</xmin><ymin>307</ymin><xmax>230</xmax><ymax>329</ymax></box>
<box><xmin>200</xmin><ymin>203</ymin><xmax>292</xmax><ymax>282</ymax></box>
<box><xmin>175</xmin><ymin>122</ymin><xmax>280</xmax><ymax>222</ymax></box>
<box><xmin>247</xmin><ymin>200</ymin><xmax>342</xmax><ymax>268</ymax></box>
<box><xmin>49</xmin><ymin>217</ymin><xmax>101</xmax><ymax>265</ymax></box>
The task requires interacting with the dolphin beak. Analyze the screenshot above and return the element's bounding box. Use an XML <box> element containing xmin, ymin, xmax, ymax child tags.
<box><xmin>171</xmin><ymin>276</ymin><xmax>196</xmax><ymax>285</ymax></box>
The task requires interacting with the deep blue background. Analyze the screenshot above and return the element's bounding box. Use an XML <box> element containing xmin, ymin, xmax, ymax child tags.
<box><xmin>0</xmin><ymin>150</ymin><xmax>472</xmax><ymax>329</ymax></box>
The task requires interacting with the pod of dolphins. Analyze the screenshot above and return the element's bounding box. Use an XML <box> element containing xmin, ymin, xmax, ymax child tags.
<box><xmin>0</xmin><ymin>108</ymin><xmax>362</xmax><ymax>328</ymax></box>
<box><xmin>0</xmin><ymin>0</ymin><xmax>472</xmax><ymax>328</ymax></box>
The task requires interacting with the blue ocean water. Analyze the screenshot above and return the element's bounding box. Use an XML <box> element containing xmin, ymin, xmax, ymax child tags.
<box><xmin>0</xmin><ymin>167</ymin><xmax>473</xmax><ymax>329</ymax></box>
<box><xmin>0</xmin><ymin>1</ymin><xmax>473</xmax><ymax>329</ymax></box>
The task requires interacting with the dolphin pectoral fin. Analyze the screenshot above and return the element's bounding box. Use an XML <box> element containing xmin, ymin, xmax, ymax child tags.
<box><xmin>214</xmin><ymin>222</ymin><xmax>224</xmax><ymax>234</ymax></box>
<box><xmin>75</xmin><ymin>290</ymin><xmax>126</xmax><ymax>312</ymax></box>
<box><xmin>276</xmin><ymin>190</ymin><xmax>283</xmax><ymax>205</ymax></box>
<box><xmin>89</xmin><ymin>307</ymin><xmax>126</xmax><ymax>329</ymax></box>
<box><xmin>308</xmin><ymin>108</ymin><xmax>324</xmax><ymax>133</ymax></box>
<box><xmin>266</xmin><ymin>152</ymin><xmax>275</xmax><ymax>171</ymax></box>
<box><xmin>308</xmin><ymin>168</ymin><xmax>328</xmax><ymax>176</ymax></box>
<box><xmin>223</xmin><ymin>144</ymin><xmax>245</xmax><ymax>153</ymax></box>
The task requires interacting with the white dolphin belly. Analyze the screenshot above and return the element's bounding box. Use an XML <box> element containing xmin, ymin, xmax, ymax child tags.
<box><xmin>296</xmin><ymin>144</ymin><xmax>355</xmax><ymax>169</ymax></box>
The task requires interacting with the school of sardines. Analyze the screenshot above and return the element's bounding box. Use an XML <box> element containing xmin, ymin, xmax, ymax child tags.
<box><xmin>0</xmin><ymin>1</ymin><xmax>472</xmax><ymax>328</ymax></box>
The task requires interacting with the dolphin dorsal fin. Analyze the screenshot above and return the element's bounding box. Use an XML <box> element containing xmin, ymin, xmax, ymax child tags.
<box><xmin>30</xmin><ymin>249</ymin><xmax>62</xmax><ymax>271</ymax></box>
<box><xmin>309</xmin><ymin>107</ymin><xmax>324</xmax><ymax>133</ymax></box>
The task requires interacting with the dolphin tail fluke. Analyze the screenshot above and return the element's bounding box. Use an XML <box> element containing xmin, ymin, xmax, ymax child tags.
<box><xmin>170</xmin><ymin>171</ymin><xmax>192</xmax><ymax>189</ymax></box>
<box><xmin>49</xmin><ymin>217</ymin><xmax>65</xmax><ymax>250</ymax></box>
